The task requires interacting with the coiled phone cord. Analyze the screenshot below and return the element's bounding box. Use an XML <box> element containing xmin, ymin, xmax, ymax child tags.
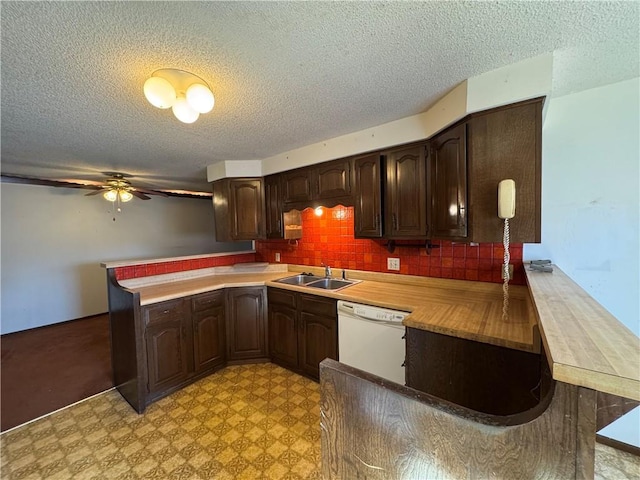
<box><xmin>502</xmin><ymin>217</ymin><xmax>510</xmax><ymax>320</ymax></box>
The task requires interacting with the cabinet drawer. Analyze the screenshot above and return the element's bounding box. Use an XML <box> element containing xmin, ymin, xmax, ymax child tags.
<box><xmin>268</xmin><ymin>288</ymin><xmax>297</xmax><ymax>308</ymax></box>
<box><xmin>143</xmin><ymin>300</ymin><xmax>186</xmax><ymax>327</ymax></box>
<box><xmin>300</xmin><ymin>294</ymin><xmax>337</xmax><ymax>317</ymax></box>
<box><xmin>192</xmin><ymin>290</ymin><xmax>224</xmax><ymax>312</ymax></box>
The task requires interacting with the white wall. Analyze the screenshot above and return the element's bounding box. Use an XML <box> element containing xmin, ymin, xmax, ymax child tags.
<box><xmin>0</xmin><ymin>183</ymin><xmax>250</xmax><ymax>334</ymax></box>
<box><xmin>525</xmin><ymin>77</ymin><xmax>640</xmax><ymax>446</ymax></box>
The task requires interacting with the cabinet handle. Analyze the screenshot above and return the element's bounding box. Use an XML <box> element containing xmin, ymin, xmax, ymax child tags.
<box><xmin>276</xmin><ymin>219</ymin><xmax>281</xmax><ymax>230</ymax></box>
<box><xmin>392</xmin><ymin>213</ymin><xmax>398</xmax><ymax>230</ymax></box>
<box><xmin>459</xmin><ymin>205</ymin><xmax>466</xmax><ymax>226</ymax></box>
<box><xmin>401</xmin><ymin>333</ymin><xmax>406</xmax><ymax>340</ymax></box>
<box><xmin>401</xmin><ymin>361</ymin><xmax>406</xmax><ymax>367</ymax></box>
<box><xmin>163</xmin><ymin>309</ymin><xmax>169</xmax><ymax>315</ymax></box>
<box><xmin>375</xmin><ymin>214</ymin><xmax>380</xmax><ymax>229</ymax></box>
<box><xmin>316</xmin><ymin>181</ymin><xmax>320</xmax><ymax>195</ymax></box>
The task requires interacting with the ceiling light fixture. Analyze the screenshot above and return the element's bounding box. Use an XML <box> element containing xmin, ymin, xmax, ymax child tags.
<box><xmin>143</xmin><ymin>68</ymin><xmax>215</xmax><ymax>124</ymax></box>
<box><xmin>103</xmin><ymin>188</ymin><xmax>133</xmax><ymax>203</ymax></box>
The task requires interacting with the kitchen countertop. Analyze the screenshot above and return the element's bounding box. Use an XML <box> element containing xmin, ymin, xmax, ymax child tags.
<box><xmin>113</xmin><ymin>262</ymin><xmax>640</xmax><ymax>400</ymax></box>
<box><xmin>120</xmin><ymin>264</ymin><xmax>538</xmax><ymax>354</ymax></box>
<box><xmin>525</xmin><ymin>265</ymin><xmax>640</xmax><ymax>401</ymax></box>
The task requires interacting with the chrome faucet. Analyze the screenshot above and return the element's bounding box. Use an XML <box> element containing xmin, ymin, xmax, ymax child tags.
<box><xmin>322</xmin><ymin>263</ymin><xmax>332</xmax><ymax>278</ymax></box>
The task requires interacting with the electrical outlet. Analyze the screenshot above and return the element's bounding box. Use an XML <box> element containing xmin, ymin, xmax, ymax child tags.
<box><xmin>275</xmin><ymin>253</ymin><xmax>281</xmax><ymax>262</ymax></box>
<box><xmin>501</xmin><ymin>264</ymin><xmax>514</xmax><ymax>279</ymax></box>
<box><xmin>387</xmin><ymin>258</ymin><xmax>400</xmax><ymax>271</ymax></box>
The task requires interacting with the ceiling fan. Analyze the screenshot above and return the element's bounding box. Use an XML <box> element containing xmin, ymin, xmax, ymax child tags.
<box><xmin>83</xmin><ymin>173</ymin><xmax>164</xmax><ymax>202</ymax></box>
<box><xmin>0</xmin><ymin>172</ymin><xmax>212</xmax><ymax>200</ymax></box>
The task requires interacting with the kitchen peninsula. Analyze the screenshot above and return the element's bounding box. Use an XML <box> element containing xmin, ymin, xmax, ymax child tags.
<box><xmin>103</xmin><ymin>253</ymin><xmax>638</xmax><ymax>479</ymax></box>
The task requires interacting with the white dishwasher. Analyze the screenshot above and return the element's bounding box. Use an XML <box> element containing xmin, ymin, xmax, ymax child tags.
<box><xmin>337</xmin><ymin>300</ymin><xmax>408</xmax><ymax>385</ymax></box>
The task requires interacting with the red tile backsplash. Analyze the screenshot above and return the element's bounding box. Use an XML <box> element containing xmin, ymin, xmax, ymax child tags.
<box><xmin>114</xmin><ymin>252</ymin><xmax>257</xmax><ymax>281</ymax></box>
<box><xmin>255</xmin><ymin>206</ymin><xmax>524</xmax><ymax>285</ymax></box>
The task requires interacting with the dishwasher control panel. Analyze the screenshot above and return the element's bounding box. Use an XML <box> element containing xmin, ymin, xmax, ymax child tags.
<box><xmin>338</xmin><ymin>301</ymin><xmax>408</xmax><ymax>324</ymax></box>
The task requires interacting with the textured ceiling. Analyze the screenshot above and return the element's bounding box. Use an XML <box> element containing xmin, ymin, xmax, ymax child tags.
<box><xmin>1</xmin><ymin>1</ymin><xmax>638</xmax><ymax>191</ymax></box>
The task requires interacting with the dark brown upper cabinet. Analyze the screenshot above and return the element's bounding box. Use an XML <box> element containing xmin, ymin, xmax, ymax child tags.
<box><xmin>212</xmin><ymin>178</ymin><xmax>265</xmax><ymax>241</ymax></box>
<box><xmin>282</xmin><ymin>158</ymin><xmax>353</xmax><ymax>209</ymax></box>
<box><xmin>430</xmin><ymin>124</ymin><xmax>468</xmax><ymax>240</ymax></box>
<box><xmin>465</xmin><ymin>98</ymin><xmax>542</xmax><ymax>243</ymax></box>
<box><xmin>264</xmin><ymin>174</ymin><xmax>284</xmax><ymax>239</ymax></box>
<box><xmin>353</xmin><ymin>153</ymin><xmax>383</xmax><ymax>238</ymax></box>
<box><xmin>384</xmin><ymin>144</ymin><xmax>428</xmax><ymax>238</ymax></box>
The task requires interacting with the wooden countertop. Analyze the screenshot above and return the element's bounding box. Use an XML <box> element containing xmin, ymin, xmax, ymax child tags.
<box><xmin>125</xmin><ymin>266</ymin><xmax>538</xmax><ymax>353</ymax></box>
<box><xmin>525</xmin><ymin>265</ymin><xmax>640</xmax><ymax>401</ymax></box>
<box><xmin>116</xmin><ymin>262</ymin><xmax>639</xmax><ymax>400</ymax></box>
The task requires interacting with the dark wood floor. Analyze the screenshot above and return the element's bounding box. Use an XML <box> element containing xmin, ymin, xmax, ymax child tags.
<box><xmin>1</xmin><ymin>314</ymin><xmax>113</xmax><ymax>432</ymax></box>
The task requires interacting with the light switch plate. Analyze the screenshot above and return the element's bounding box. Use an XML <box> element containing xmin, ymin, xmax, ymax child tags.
<box><xmin>387</xmin><ymin>258</ymin><xmax>400</xmax><ymax>271</ymax></box>
<box><xmin>275</xmin><ymin>253</ymin><xmax>281</xmax><ymax>262</ymax></box>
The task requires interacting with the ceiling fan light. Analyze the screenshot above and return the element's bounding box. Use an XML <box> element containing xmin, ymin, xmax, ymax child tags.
<box><xmin>172</xmin><ymin>97</ymin><xmax>200</xmax><ymax>124</ymax></box>
<box><xmin>186</xmin><ymin>83</ymin><xmax>215</xmax><ymax>114</ymax></box>
<box><xmin>144</xmin><ymin>76</ymin><xmax>176</xmax><ymax>109</ymax></box>
<box><xmin>119</xmin><ymin>190</ymin><xmax>134</xmax><ymax>202</ymax></box>
<box><xmin>103</xmin><ymin>189</ymin><xmax>118</xmax><ymax>202</ymax></box>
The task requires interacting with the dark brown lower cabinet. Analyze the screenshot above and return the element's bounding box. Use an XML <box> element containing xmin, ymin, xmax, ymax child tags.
<box><xmin>226</xmin><ymin>287</ymin><xmax>268</xmax><ymax>362</ymax></box>
<box><xmin>405</xmin><ymin>327</ymin><xmax>542</xmax><ymax>416</ymax></box>
<box><xmin>298</xmin><ymin>294</ymin><xmax>338</xmax><ymax>379</ymax></box>
<box><xmin>267</xmin><ymin>288</ymin><xmax>338</xmax><ymax>380</ymax></box>
<box><xmin>139</xmin><ymin>291</ymin><xmax>227</xmax><ymax>406</ymax></box>
<box><xmin>145</xmin><ymin>309</ymin><xmax>190</xmax><ymax>398</ymax></box>
<box><xmin>268</xmin><ymin>289</ymin><xmax>299</xmax><ymax>369</ymax></box>
<box><xmin>192</xmin><ymin>291</ymin><xmax>226</xmax><ymax>373</ymax></box>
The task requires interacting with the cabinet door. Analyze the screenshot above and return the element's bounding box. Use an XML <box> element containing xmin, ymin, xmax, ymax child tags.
<box><xmin>229</xmin><ymin>179</ymin><xmax>264</xmax><ymax>240</ymax></box>
<box><xmin>298</xmin><ymin>312</ymin><xmax>338</xmax><ymax>379</ymax></box>
<box><xmin>283</xmin><ymin>168</ymin><xmax>313</xmax><ymax>204</ymax></box>
<box><xmin>385</xmin><ymin>145</ymin><xmax>428</xmax><ymax>238</ymax></box>
<box><xmin>192</xmin><ymin>292</ymin><xmax>226</xmax><ymax>373</ymax></box>
<box><xmin>264</xmin><ymin>174</ymin><xmax>284</xmax><ymax>239</ymax></box>
<box><xmin>430</xmin><ymin>124</ymin><xmax>468</xmax><ymax>239</ymax></box>
<box><xmin>268</xmin><ymin>304</ymin><xmax>298</xmax><ymax>369</ymax></box>
<box><xmin>405</xmin><ymin>327</ymin><xmax>542</xmax><ymax>416</ymax></box>
<box><xmin>298</xmin><ymin>294</ymin><xmax>338</xmax><ymax>379</ymax></box>
<box><xmin>354</xmin><ymin>154</ymin><xmax>383</xmax><ymax>238</ymax></box>
<box><xmin>226</xmin><ymin>287</ymin><xmax>267</xmax><ymax>361</ymax></box>
<box><xmin>145</xmin><ymin>311</ymin><xmax>190</xmax><ymax>396</ymax></box>
<box><xmin>467</xmin><ymin>99</ymin><xmax>542</xmax><ymax>243</ymax></box>
<box><xmin>316</xmin><ymin>159</ymin><xmax>351</xmax><ymax>200</ymax></box>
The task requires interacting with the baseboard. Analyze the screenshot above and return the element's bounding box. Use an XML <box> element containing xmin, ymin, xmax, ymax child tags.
<box><xmin>0</xmin><ymin>388</ymin><xmax>115</xmax><ymax>435</ymax></box>
<box><xmin>1</xmin><ymin>312</ymin><xmax>109</xmax><ymax>338</ymax></box>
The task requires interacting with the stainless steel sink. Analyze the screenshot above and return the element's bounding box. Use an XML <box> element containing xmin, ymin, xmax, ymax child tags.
<box><xmin>306</xmin><ymin>278</ymin><xmax>357</xmax><ymax>290</ymax></box>
<box><xmin>274</xmin><ymin>274</ymin><xmax>324</xmax><ymax>286</ymax></box>
<box><xmin>274</xmin><ymin>274</ymin><xmax>359</xmax><ymax>291</ymax></box>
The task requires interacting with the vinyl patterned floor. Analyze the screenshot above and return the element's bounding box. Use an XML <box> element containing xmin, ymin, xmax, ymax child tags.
<box><xmin>2</xmin><ymin>363</ymin><xmax>639</xmax><ymax>480</ymax></box>
<box><xmin>0</xmin><ymin>364</ymin><xmax>321</xmax><ymax>479</ymax></box>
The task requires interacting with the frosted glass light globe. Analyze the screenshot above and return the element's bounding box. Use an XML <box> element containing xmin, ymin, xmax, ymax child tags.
<box><xmin>103</xmin><ymin>189</ymin><xmax>118</xmax><ymax>202</ymax></box>
<box><xmin>144</xmin><ymin>76</ymin><xmax>176</xmax><ymax>109</ymax></box>
<box><xmin>172</xmin><ymin>97</ymin><xmax>200</xmax><ymax>124</ymax></box>
<box><xmin>186</xmin><ymin>83</ymin><xmax>215</xmax><ymax>113</ymax></box>
<box><xmin>119</xmin><ymin>190</ymin><xmax>134</xmax><ymax>202</ymax></box>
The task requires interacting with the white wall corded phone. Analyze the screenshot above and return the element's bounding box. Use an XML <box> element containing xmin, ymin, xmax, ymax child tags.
<box><xmin>498</xmin><ymin>179</ymin><xmax>515</xmax><ymax>320</ymax></box>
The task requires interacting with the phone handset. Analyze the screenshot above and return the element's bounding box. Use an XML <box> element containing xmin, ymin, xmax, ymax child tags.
<box><xmin>498</xmin><ymin>179</ymin><xmax>516</xmax><ymax>320</ymax></box>
<box><xmin>498</xmin><ymin>179</ymin><xmax>516</xmax><ymax>219</ymax></box>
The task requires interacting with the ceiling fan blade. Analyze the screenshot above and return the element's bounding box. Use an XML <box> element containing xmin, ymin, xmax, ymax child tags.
<box><xmin>1</xmin><ymin>174</ymin><xmax>102</xmax><ymax>191</ymax></box>
<box><xmin>85</xmin><ymin>188</ymin><xmax>107</xmax><ymax>196</ymax></box>
<box><xmin>133</xmin><ymin>187</ymin><xmax>168</xmax><ymax>197</ymax></box>
<box><xmin>131</xmin><ymin>190</ymin><xmax>151</xmax><ymax>200</ymax></box>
